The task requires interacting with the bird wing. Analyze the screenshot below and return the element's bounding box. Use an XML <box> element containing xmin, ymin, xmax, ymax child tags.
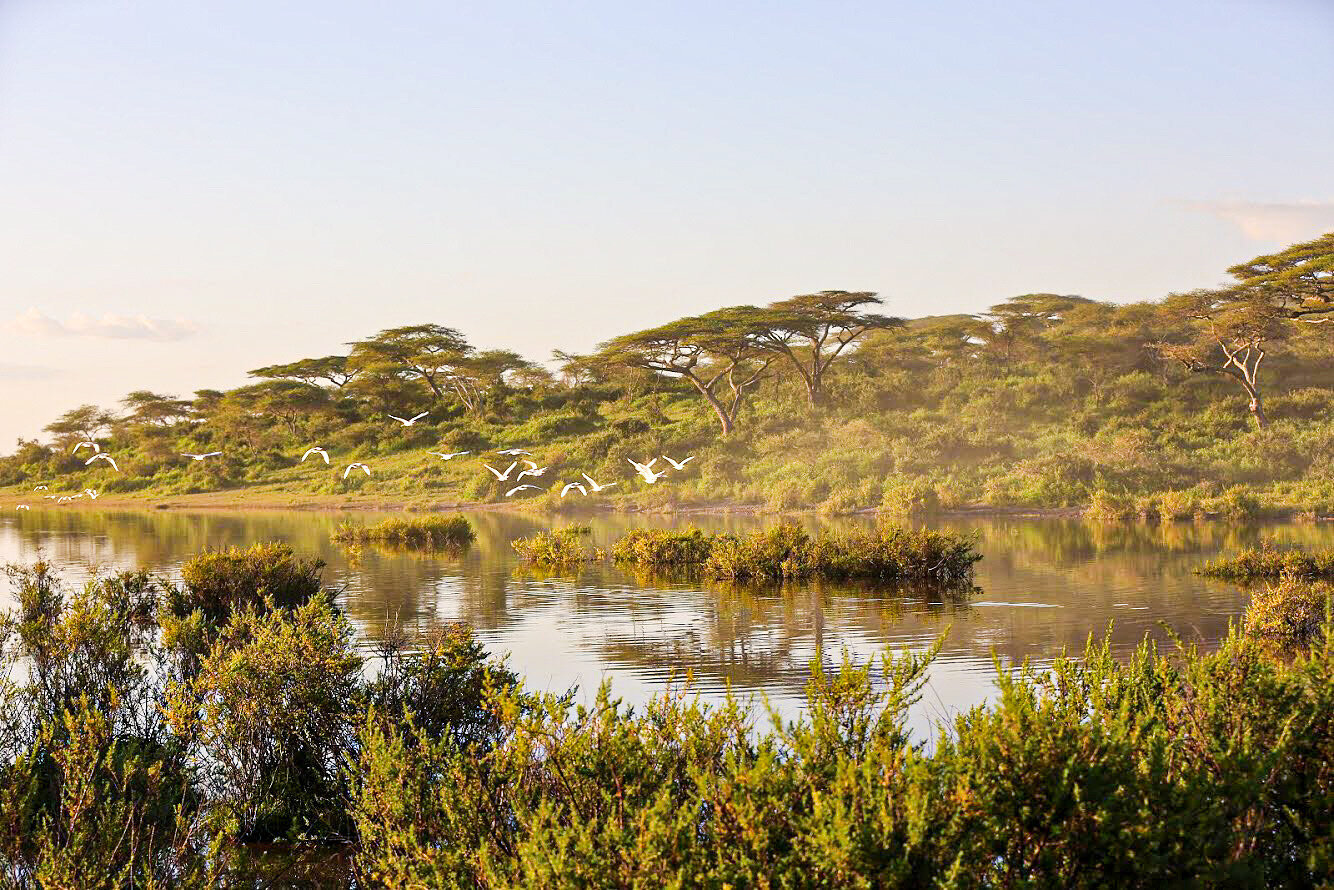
<box><xmin>411</xmin><ymin>412</ymin><xmax>428</xmax><ymax>422</ymax></box>
<box><xmin>484</xmin><ymin>464</ymin><xmax>504</xmax><ymax>479</ymax></box>
<box><xmin>522</xmin><ymin>460</ymin><xmax>537</xmax><ymax>470</ymax></box>
<box><xmin>502</xmin><ymin>461</ymin><xmax>518</xmax><ymax>479</ymax></box>
<box><xmin>343</xmin><ymin>466</ymin><xmax>353</xmax><ymax>478</ymax></box>
<box><xmin>105</xmin><ymin>457</ymin><xmax>118</xmax><ymax>470</ymax></box>
<box><xmin>205</xmin><ymin>452</ymin><xmax>222</xmax><ymax>457</ymax></box>
<box><xmin>388</xmin><ymin>414</ymin><xmax>407</xmax><ymax>424</ymax></box>
<box><xmin>645</xmin><ymin>458</ymin><xmax>657</xmax><ymax>468</ymax></box>
<box><xmin>581</xmin><ymin>473</ymin><xmax>597</xmax><ymax>486</ymax></box>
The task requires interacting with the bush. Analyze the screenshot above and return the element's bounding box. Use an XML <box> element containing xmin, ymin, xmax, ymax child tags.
<box><xmin>1201</xmin><ymin>543</ymin><xmax>1334</xmax><ymax>582</ymax></box>
<box><xmin>612</xmin><ymin>523</ymin><xmax>981</xmax><ymax>586</ymax></box>
<box><xmin>879</xmin><ymin>476</ymin><xmax>940</xmax><ymax>517</ymax></box>
<box><xmin>1084</xmin><ymin>489</ymin><xmax>1135</xmax><ymax>522</ymax></box>
<box><xmin>333</xmin><ymin>514</ymin><xmax>475</xmax><ymax>550</ymax></box>
<box><xmin>511</xmin><ymin>528</ymin><xmax>601</xmax><ymax>567</ymax></box>
<box><xmin>1242</xmin><ymin>577</ymin><xmax>1332</xmax><ymax>654</ymax></box>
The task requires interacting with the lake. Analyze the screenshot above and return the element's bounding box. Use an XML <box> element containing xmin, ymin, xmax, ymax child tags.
<box><xmin>1</xmin><ymin>508</ymin><xmax>1323</xmax><ymax>733</ymax></box>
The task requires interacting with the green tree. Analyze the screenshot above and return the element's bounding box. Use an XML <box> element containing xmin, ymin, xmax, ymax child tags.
<box><xmin>42</xmin><ymin>405</ymin><xmax>114</xmax><ymax>444</ymax></box>
<box><xmin>119</xmin><ymin>391</ymin><xmax>193</xmax><ymax>428</ymax></box>
<box><xmin>347</xmin><ymin>324</ymin><xmax>473</xmax><ymax>405</ymax></box>
<box><xmin>1155</xmin><ymin>289</ymin><xmax>1288</xmax><ymax>429</ymax></box>
<box><xmin>249</xmin><ymin>355</ymin><xmax>358</xmax><ymax>388</ymax></box>
<box><xmin>755</xmin><ymin>291</ymin><xmax>903</xmax><ymax>406</ymax></box>
<box><xmin>597</xmin><ymin>307</ymin><xmax>773</xmax><ymax>435</ymax></box>
<box><xmin>1227</xmin><ymin>231</ymin><xmax>1334</xmax><ymax>321</ymax></box>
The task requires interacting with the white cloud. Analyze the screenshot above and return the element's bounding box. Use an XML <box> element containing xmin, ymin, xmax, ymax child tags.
<box><xmin>0</xmin><ymin>362</ymin><xmax>59</xmax><ymax>381</ymax></box>
<box><xmin>1185</xmin><ymin>199</ymin><xmax>1334</xmax><ymax>243</ymax></box>
<box><xmin>6</xmin><ymin>308</ymin><xmax>199</xmax><ymax>341</ymax></box>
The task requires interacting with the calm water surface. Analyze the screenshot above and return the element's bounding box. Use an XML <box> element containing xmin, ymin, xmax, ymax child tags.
<box><xmin>2</xmin><ymin>509</ymin><xmax>1326</xmax><ymax>731</ymax></box>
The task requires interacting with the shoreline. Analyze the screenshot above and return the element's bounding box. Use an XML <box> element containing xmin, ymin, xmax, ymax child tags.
<box><xmin>0</xmin><ymin>489</ymin><xmax>1325</xmax><ymax>521</ymax></box>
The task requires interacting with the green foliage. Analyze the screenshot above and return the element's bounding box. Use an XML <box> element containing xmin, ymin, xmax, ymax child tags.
<box><xmin>2</xmin><ymin>550</ymin><xmax>1334</xmax><ymax>885</ymax></box>
<box><xmin>1202</xmin><ymin>543</ymin><xmax>1334</xmax><ymax>581</ymax></box>
<box><xmin>1243</xmin><ymin>577</ymin><xmax>1333</xmax><ymax>655</ymax></box>
<box><xmin>611</xmin><ymin>523</ymin><xmax>981</xmax><ymax>585</ymax></box>
<box><xmin>511</xmin><ymin>527</ymin><xmax>600</xmax><ymax>567</ymax></box>
<box><xmin>332</xmin><ymin>514</ymin><xmax>475</xmax><ymax>550</ymax></box>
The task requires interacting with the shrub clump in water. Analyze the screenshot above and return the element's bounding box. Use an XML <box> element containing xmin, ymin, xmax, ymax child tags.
<box><xmin>1200</xmin><ymin>543</ymin><xmax>1334</xmax><ymax>582</ymax></box>
<box><xmin>333</xmin><ymin>514</ymin><xmax>475</xmax><ymax>550</ymax></box>
<box><xmin>511</xmin><ymin>527</ymin><xmax>602</xmax><ymax>566</ymax></box>
<box><xmin>1243</xmin><ymin>576</ymin><xmax>1332</xmax><ymax>653</ymax></box>
<box><xmin>612</xmin><ymin>523</ymin><xmax>980</xmax><ymax>585</ymax></box>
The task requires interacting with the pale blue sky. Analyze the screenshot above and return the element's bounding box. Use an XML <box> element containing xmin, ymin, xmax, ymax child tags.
<box><xmin>1</xmin><ymin>0</ymin><xmax>1332</xmax><ymax>444</ymax></box>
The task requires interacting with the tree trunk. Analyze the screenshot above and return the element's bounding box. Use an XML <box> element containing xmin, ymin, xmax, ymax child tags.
<box><xmin>1249</xmin><ymin>392</ymin><xmax>1267</xmax><ymax>429</ymax></box>
<box><xmin>685</xmin><ymin>373</ymin><xmax>734</xmax><ymax>435</ymax></box>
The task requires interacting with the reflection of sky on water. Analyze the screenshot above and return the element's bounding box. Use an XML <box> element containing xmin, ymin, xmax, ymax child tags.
<box><xmin>2</xmin><ymin>509</ymin><xmax>1325</xmax><ymax>732</ymax></box>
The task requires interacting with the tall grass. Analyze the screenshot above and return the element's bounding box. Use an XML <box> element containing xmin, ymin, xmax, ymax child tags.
<box><xmin>333</xmin><ymin>514</ymin><xmax>475</xmax><ymax>550</ymax></box>
<box><xmin>611</xmin><ymin>523</ymin><xmax>980</xmax><ymax>585</ymax></box>
<box><xmin>1200</xmin><ymin>543</ymin><xmax>1334</xmax><ymax>581</ymax></box>
<box><xmin>511</xmin><ymin>527</ymin><xmax>600</xmax><ymax>566</ymax></box>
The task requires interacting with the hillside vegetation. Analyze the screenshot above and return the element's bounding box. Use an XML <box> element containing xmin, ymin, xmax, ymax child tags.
<box><xmin>4</xmin><ymin>233</ymin><xmax>1333</xmax><ymax>516</ymax></box>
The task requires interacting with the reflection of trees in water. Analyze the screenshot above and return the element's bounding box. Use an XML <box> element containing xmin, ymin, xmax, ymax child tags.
<box><xmin>6</xmin><ymin>509</ymin><xmax>1334</xmax><ymax>696</ymax></box>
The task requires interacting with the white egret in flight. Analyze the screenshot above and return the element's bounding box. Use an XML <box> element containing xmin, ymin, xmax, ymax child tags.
<box><xmin>182</xmin><ymin>452</ymin><xmax>222</xmax><ymax>461</ymax></box>
<box><xmin>505</xmin><ymin>484</ymin><xmax>542</xmax><ymax>497</ymax></box>
<box><xmin>661</xmin><ymin>455</ymin><xmax>695</xmax><ymax>470</ymax></box>
<box><xmin>517</xmin><ymin>464</ymin><xmax>549</xmax><ymax>480</ymax></box>
<box><xmin>560</xmin><ymin>482</ymin><xmax>587</xmax><ymax>497</ymax></box>
<box><xmin>84</xmin><ymin>489</ymin><xmax>99</xmax><ymax>500</ymax></box>
<box><xmin>343</xmin><ymin>463</ymin><xmax>371</xmax><ymax>479</ymax></box>
<box><xmin>34</xmin><ymin>485</ymin><xmax>48</xmax><ymax>491</ymax></box>
<box><xmin>302</xmin><ymin>447</ymin><xmax>330</xmax><ymax>464</ymax></box>
<box><xmin>72</xmin><ymin>440</ymin><xmax>100</xmax><ymax>454</ymax></box>
<box><xmin>628</xmin><ymin>458</ymin><xmax>666</xmax><ymax>483</ymax></box>
<box><xmin>580</xmin><ymin>473</ymin><xmax>617</xmax><ymax>493</ymax></box>
<box><xmin>484</xmin><ymin>461</ymin><xmax>519</xmax><ymax>481</ymax></box>
<box><xmin>15</xmin><ymin>505</ymin><xmax>29</xmax><ymax>511</ymax></box>
<box><xmin>86</xmin><ymin>453</ymin><xmax>119</xmax><ymax>471</ymax></box>
<box><xmin>496</xmin><ymin>448</ymin><xmax>532</xmax><ymax>456</ymax></box>
<box><xmin>388</xmin><ymin>412</ymin><xmax>429</xmax><ymax>426</ymax></box>
<box><xmin>428</xmin><ymin>451</ymin><xmax>470</xmax><ymax>460</ymax></box>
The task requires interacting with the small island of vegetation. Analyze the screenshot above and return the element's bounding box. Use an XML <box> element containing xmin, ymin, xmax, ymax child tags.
<box><xmin>1201</xmin><ymin>543</ymin><xmax>1334</xmax><ymax>582</ymax></box>
<box><xmin>332</xmin><ymin>514</ymin><xmax>475</xmax><ymax>550</ymax></box>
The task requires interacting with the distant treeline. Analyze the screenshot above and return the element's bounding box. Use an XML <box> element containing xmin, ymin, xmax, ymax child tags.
<box><xmin>4</xmin><ymin>232</ymin><xmax>1333</xmax><ymax>513</ymax></box>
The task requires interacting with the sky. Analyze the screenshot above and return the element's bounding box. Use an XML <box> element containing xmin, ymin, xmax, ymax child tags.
<box><xmin>1</xmin><ymin>0</ymin><xmax>1332</xmax><ymax>446</ymax></box>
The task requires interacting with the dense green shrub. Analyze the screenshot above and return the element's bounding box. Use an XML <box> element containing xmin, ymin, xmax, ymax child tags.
<box><xmin>1201</xmin><ymin>543</ymin><xmax>1334</xmax><ymax>582</ymax></box>
<box><xmin>1242</xmin><ymin>577</ymin><xmax>1332</xmax><ymax>654</ymax></box>
<box><xmin>511</xmin><ymin>527</ymin><xmax>600</xmax><ymax>566</ymax></box>
<box><xmin>332</xmin><ymin>514</ymin><xmax>475</xmax><ymax>550</ymax></box>
<box><xmin>611</xmin><ymin>523</ymin><xmax>981</xmax><ymax>585</ymax></box>
<box><xmin>2</xmin><ymin>549</ymin><xmax>1333</xmax><ymax>885</ymax></box>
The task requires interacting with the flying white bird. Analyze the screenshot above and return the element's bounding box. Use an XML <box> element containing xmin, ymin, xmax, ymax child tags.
<box><xmin>628</xmin><ymin>458</ymin><xmax>667</xmax><ymax>484</ymax></box>
<box><xmin>72</xmin><ymin>440</ymin><xmax>100</xmax><ymax>454</ymax></box>
<box><xmin>484</xmin><ymin>461</ymin><xmax>519</xmax><ymax>481</ymax></box>
<box><xmin>580</xmin><ymin>473</ymin><xmax>618</xmax><ymax>493</ymax></box>
<box><xmin>517</xmin><ymin>465</ymin><xmax>549</xmax><ymax>480</ymax></box>
<box><xmin>388</xmin><ymin>412</ymin><xmax>429</xmax><ymax>426</ymax></box>
<box><xmin>560</xmin><ymin>482</ymin><xmax>587</xmax><ymax>497</ymax></box>
<box><xmin>661</xmin><ymin>455</ymin><xmax>695</xmax><ymax>470</ymax></box>
<box><xmin>302</xmin><ymin>447</ymin><xmax>330</xmax><ymax>464</ymax></box>
<box><xmin>84</xmin><ymin>489</ymin><xmax>99</xmax><ymax>500</ymax></box>
<box><xmin>505</xmin><ymin>484</ymin><xmax>542</xmax><ymax>497</ymax></box>
<box><xmin>34</xmin><ymin>485</ymin><xmax>48</xmax><ymax>491</ymax></box>
<box><xmin>43</xmin><ymin>495</ymin><xmax>58</xmax><ymax>500</ymax></box>
<box><xmin>57</xmin><ymin>495</ymin><xmax>81</xmax><ymax>503</ymax></box>
<box><xmin>86</xmin><ymin>453</ymin><xmax>119</xmax><ymax>471</ymax></box>
<box><xmin>496</xmin><ymin>448</ymin><xmax>532</xmax><ymax>456</ymax></box>
<box><xmin>428</xmin><ymin>451</ymin><xmax>470</xmax><ymax>461</ymax></box>
<box><xmin>343</xmin><ymin>463</ymin><xmax>371</xmax><ymax>479</ymax></box>
<box><xmin>182</xmin><ymin>452</ymin><xmax>222</xmax><ymax>461</ymax></box>
<box><xmin>15</xmin><ymin>505</ymin><xmax>29</xmax><ymax>511</ymax></box>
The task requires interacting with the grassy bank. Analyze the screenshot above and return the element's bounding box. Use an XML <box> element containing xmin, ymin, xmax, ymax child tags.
<box><xmin>0</xmin><ymin>544</ymin><xmax>1330</xmax><ymax>885</ymax></box>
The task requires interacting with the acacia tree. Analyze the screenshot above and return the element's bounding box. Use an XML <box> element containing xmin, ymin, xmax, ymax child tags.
<box><xmin>753</xmin><ymin>291</ymin><xmax>903</xmax><ymax>407</ymax></box>
<box><xmin>120</xmin><ymin>391</ymin><xmax>194</xmax><ymax>428</ymax></box>
<box><xmin>1227</xmin><ymin>231</ymin><xmax>1334</xmax><ymax>321</ymax></box>
<box><xmin>347</xmin><ymin>325</ymin><xmax>473</xmax><ymax>405</ymax></box>
<box><xmin>1155</xmin><ymin>289</ymin><xmax>1287</xmax><ymax>429</ymax></box>
<box><xmin>597</xmin><ymin>307</ymin><xmax>772</xmax><ymax>435</ymax></box>
<box><xmin>249</xmin><ymin>356</ymin><xmax>358</xmax><ymax>389</ymax></box>
<box><xmin>44</xmin><ymin>405</ymin><xmax>115</xmax><ymax>444</ymax></box>
<box><xmin>446</xmin><ymin>349</ymin><xmax>536</xmax><ymax>415</ymax></box>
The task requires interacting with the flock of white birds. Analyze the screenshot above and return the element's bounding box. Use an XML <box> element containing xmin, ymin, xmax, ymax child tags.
<box><xmin>14</xmin><ymin>412</ymin><xmax>695</xmax><ymax>509</ymax></box>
